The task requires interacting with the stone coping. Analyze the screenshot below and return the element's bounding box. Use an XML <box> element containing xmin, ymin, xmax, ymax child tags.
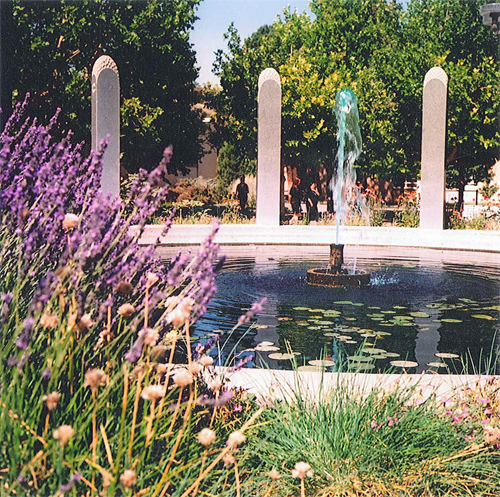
<box><xmin>220</xmin><ymin>367</ymin><xmax>493</xmax><ymax>402</ymax></box>
<box><xmin>137</xmin><ymin>224</ymin><xmax>500</xmax><ymax>253</ymax></box>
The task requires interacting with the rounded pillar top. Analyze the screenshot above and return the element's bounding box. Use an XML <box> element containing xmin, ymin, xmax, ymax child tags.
<box><xmin>258</xmin><ymin>68</ymin><xmax>280</xmax><ymax>89</ymax></box>
<box><xmin>92</xmin><ymin>55</ymin><xmax>119</xmax><ymax>77</ymax></box>
<box><xmin>424</xmin><ymin>66</ymin><xmax>448</xmax><ymax>86</ymax></box>
<box><xmin>480</xmin><ymin>3</ymin><xmax>500</xmax><ymax>25</ymax></box>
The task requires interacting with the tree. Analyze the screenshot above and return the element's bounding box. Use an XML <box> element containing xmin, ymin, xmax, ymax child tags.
<box><xmin>2</xmin><ymin>0</ymin><xmax>204</xmax><ymax>174</ymax></box>
<box><xmin>404</xmin><ymin>0</ymin><xmax>500</xmax><ymax>207</ymax></box>
<box><xmin>213</xmin><ymin>0</ymin><xmax>499</xmax><ymax>201</ymax></box>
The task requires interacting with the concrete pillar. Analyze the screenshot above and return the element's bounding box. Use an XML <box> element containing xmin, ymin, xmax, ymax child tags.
<box><xmin>420</xmin><ymin>67</ymin><xmax>448</xmax><ymax>229</ymax></box>
<box><xmin>257</xmin><ymin>68</ymin><xmax>281</xmax><ymax>226</ymax></box>
<box><xmin>92</xmin><ymin>55</ymin><xmax>120</xmax><ymax>197</ymax></box>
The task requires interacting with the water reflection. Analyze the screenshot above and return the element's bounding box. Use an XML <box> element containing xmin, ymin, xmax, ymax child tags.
<box><xmin>160</xmin><ymin>246</ymin><xmax>500</xmax><ymax>374</ymax></box>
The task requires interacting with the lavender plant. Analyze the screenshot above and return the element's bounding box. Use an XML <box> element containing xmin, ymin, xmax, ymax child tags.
<box><xmin>0</xmin><ymin>101</ymin><xmax>263</xmax><ymax>496</ymax></box>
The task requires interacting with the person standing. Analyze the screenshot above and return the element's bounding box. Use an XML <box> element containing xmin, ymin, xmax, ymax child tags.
<box><xmin>306</xmin><ymin>182</ymin><xmax>320</xmax><ymax>222</ymax></box>
<box><xmin>235</xmin><ymin>176</ymin><xmax>249</xmax><ymax>216</ymax></box>
<box><xmin>289</xmin><ymin>177</ymin><xmax>302</xmax><ymax>222</ymax></box>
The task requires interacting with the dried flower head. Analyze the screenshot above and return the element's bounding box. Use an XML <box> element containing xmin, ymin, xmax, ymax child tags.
<box><xmin>189</xmin><ymin>362</ymin><xmax>203</xmax><ymax>375</ymax></box>
<box><xmin>141</xmin><ymin>385</ymin><xmax>166</xmax><ymax>402</ymax></box>
<box><xmin>167</xmin><ymin>297</ymin><xmax>194</xmax><ymax>328</ymax></box>
<box><xmin>222</xmin><ymin>453</ymin><xmax>235</xmax><ymax>466</ymax></box>
<box><xmin>269</xmin><ymin>469</ymin><xmax>281</xmax><ymax>481</ymax></box>
<box><xmin>146</xmin><ymin>272</ymin><xmax>159</xmax><ymax>288</ymax></box>
<box><xmin>116</xmin><ymin>281</ymin><xmax>133</xmax><ymax>296</ymax></box>
<box><xmin>77</xmin><ymin>314</ymin><xmax>94</xmax><ymax>332</ymax></box>
<box><xmin>199</xmin><ymin>355</ymin><xmax>214</xmax><ymax>367</ymax></box>
<box><xmin>118</xmin><ymin>303</ymin><xmax>135</xmax><ymax>318</ymax></box>
<box><xmin>151</xmin><ymin>345</ymin><xmax>167</xmax><ymax>361</ymax></box>
<box><xmin>53</xmin><ymin>424</ymin><xmax>75</xmax><ymax>447</ymax></box>
<box><xmin>142</xmin><ymin>328</ymin><xmax>159</xmax><ymax>346</ymax></box>
<box><xmin>40</xmin><ymin>313</ymin><xmax>59</xmax><ymax>329</ymax></box>
<box><xmin>227</xmin><ymin>431</ymin><xmax>246</xmax><ymax>448</ymax></box>
<box><xmin>119</xmin><ymin>469</ymin><xmax>137</xmax><ymax>489</ymax></box>
<box><xmin>198</xmin><ymin>428</ymin><xmax>216</xmax><ymax>447</ymax></box>
<box><xmin>84</xmin><ymin>368</ymin><xmax>108</xmax><ymax>392</ymax></box>
<box><xmin>173</xmin><ymin>369</ymin><xmax>193</xmax><ymax>388</ymax></box>
<box><xmin>208</xmin><ymin>379</ymin><xmax>222</xmax><ymax>392</ymax></box>
<box><xmin>43</xmin><ymin>391</ymin><xmax>61</xmax><ymax>411</ymax></box>
<box><xmin>292</xmin><ymin>462</ymin><xmax>313</xmax><ymax>479</ymax></box>
<box><xmin>62</xmin><ymin>213</ymin><xmax>79</xmax><ymax>230</ymax></box>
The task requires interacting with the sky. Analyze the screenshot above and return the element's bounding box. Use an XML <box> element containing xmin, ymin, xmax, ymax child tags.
<box><xmin>191</xmin><ymin>0</ymin><xmax>313</xmax><ymax>85</ymax></box>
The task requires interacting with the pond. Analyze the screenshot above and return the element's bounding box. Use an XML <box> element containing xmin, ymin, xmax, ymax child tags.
<box><xmin>161</xmin><ymin>245</ymin><xmax>500</xmax><ymax>374</ymax></box>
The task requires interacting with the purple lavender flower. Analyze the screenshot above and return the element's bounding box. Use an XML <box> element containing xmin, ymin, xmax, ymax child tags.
<box><xmin>237</xmin><ymin>298</ymin><xmax>267</xmax><ymax>325</ymax></box>
<box><xmin>60</xmin><ymin>472</ymin><xmax>82</xmax><ymax>493</ymax></box>
<box><xmin>42</xmin><ymin>367</ymin><xmax>51</xmax><ymax>381</ymax></box>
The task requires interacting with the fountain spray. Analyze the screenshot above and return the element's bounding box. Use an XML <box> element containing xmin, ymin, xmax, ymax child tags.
<box><xmin>331</xmin><ymin>89</ymin><xmax>363</xmax><ymax>244</ymax></box>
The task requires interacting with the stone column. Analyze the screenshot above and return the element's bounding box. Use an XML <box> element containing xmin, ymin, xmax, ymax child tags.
<box><xmin>257</xmin><ymin>68</ymin><xmax>281</xmax><ymax>226</ymax></box>
<box><xmin>420</xmin><ymin>67</ymin><xmax>448</xmax><ymax>229</ymax></box>
<box><xmin>92</xmin><ymin>55</ymin><xmax>120</xmax><ymax>197</ymax></box>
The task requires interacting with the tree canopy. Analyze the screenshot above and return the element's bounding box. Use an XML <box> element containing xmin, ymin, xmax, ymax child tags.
<box><xmin>212</xmin><ymin>0</ymin><xmax>499</xmax><ymax>195</ymax></box>
<box><xmin>1</xmin><ymin>0</ymin><xmax>204</xmax><ymax>174</ymax></box>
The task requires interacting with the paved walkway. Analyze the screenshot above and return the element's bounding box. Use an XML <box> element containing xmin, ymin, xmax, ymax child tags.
<box><xmin>139</xmin><ymin>224</ymin><xmax>500</xmax><ymax>253</ymax></box>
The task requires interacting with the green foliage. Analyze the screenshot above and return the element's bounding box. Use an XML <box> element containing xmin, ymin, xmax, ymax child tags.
<box><xmin>6</xmin><ymin>0</ymin><xmax>204</xmax><ymax>173</ymax></box>
<box><xmin>394</xmin><ymin>191</ymin><xmax>420</xmax><ymax>227</ymax></box>
<box><xmin>213</xmin><ymin>0</ymin><xmax>499</xmax><ymax>189</ymax></box>
<box><xmin>217</xmin><ymin>142</ymin><xmax>256</xmax><ymax>187</ymax></box>
<box><xmin>244</xmin><ymin>376</ymin><xmax>500</xmax><ymax>496</ymax></box>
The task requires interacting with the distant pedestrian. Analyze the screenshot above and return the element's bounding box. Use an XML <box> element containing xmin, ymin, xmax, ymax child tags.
<box><xmin>306</xmin><ymin>182</ymin><xmax>320</xmax><ymax>222</ymax></box>
<box><xmin>289</xmin><ymin>177</ymin><xmax>302</xmax><ymax>223</ymax></box>
<box><xmin>235</xmin><ymin>176</ymin><xmax>249</xmax><ymax>216</ymax></box>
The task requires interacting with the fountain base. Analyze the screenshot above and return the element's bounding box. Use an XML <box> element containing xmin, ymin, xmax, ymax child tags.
<box><xmin>307</xmin><ymin>244</ymin><xmax>371</xmax><ymax>287</ymax></box>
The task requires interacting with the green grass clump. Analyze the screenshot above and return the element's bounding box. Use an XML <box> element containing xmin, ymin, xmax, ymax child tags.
<box><xmin>243</xmin><ymin>375</ymin><xmax>500</xmax><ymax>497</ymax></box>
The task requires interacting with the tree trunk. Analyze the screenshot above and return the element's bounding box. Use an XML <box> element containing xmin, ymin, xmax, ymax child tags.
<box><xmin>457</xmin><ymin>181</ymin><xmax>465</xmax><ymax>213</ymax></box>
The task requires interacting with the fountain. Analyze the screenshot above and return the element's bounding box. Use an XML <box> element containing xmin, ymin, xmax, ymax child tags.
<box><xmin>307</xmin><ymin>89</ymin><xmax>371</xmax><ymax>287</ymax></box>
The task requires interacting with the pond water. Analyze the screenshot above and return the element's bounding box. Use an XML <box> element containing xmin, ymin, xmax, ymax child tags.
<box><xmin>162</xmin><ymin>246</ymin><xmax>500</xmax><ymax>374</ymax></box>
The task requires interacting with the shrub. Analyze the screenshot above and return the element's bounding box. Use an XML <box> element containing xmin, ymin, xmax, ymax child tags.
<box><xmin>0</xmin><ymin>100</ymin><xmax>263</xmax><ymax>496</ymax></box>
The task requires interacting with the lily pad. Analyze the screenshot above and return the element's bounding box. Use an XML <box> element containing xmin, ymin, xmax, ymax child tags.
<box><xmin>369</xmin><ymin>354</ymin><xmax>388</xmax><ymax>360</ymax></box>
<box><xmin>471</xmin><ymin>314</ymin><xmax>495</xmax><ymax>321</ymax></box>
<box><xmin>350</xmin><ymin>363</ymin><xmax>376</xmax><ymax>371</ymax></box>
<box><xmin>344</xmin><ymin>340</ymin><xmax>358</xmax><ymax>344</ymax></box>
<box><xmin>268</xmin><ymin>353</ymin><xmax>296</xmax><ymax>360</ymax></box>
<box><xmin>348</xmin><ymin>355</ymin><xmax>373</xmax><ymax>362</ymax></box>
<box><xmin>390</xmin><ymin>360</ymin><xmax>418</xmax><ymax>368</ymax></box>
<box><xmin>308</xmin><ymin>359</ymin><xmax>335</xmax><ymax>367</ymax></box>
<box><xmin>363</xmin><ymin>348</ymin><xmax>387</xmax><ymax>354</ymax></box>
<box><xmin>345</xmin><ymin>317</ymin><xmax>357</xmax><ymax>321</ymax></box>
<box><xmin>426</xmin><ymin>303</ymin><xmax>442</xmax><ymax>309</ymax></box>
<box><xmin>375</xmin><ymin>331</ymin><xmax>392</xmax><ymax>336</ymax></box>
<box><xmin>410</xmin><ymin>312</ymin><xmax>431</xmax><ymax>318</ymax></box>
<box><xmin>258</xmin><ymin>341</ymin><xmax>274</xmax><ymax>347</ymax></box>
<box><xmin>384</xmin><ymin>352</ymin><xmax>401</xmax><ymax>358</ymax></box>
<box><xmin>297</xmin><ymin>365</ymin><xmax>323</xmax><ymax>372</ymax></box>
<box><xmin>254</xmin><ymin>346</ymin><xmax>280</xmax><ymax>352</ymax></box>
<box><xmin>323</xmin><ymin>332</ymin><xmax>339</xmax><ymax>337</ymax></box>
<box><xmin>427</xmin><ymin>362</ymin><xmax>448</xmax><ymax>368</ymax></box>
<box><xmin>440</xmin><ymin>319</ymin><xmax>463</xmax><ymax>323</ymax></box>
<box><xmin>393</xmin><ymin>306</ymin><xmax>407</xmax><ymax>309</ymax></box>
<box><xmin>381</xmin><ymin>310</ymin><xmax>396</xmax><ymax>314</ymax></box>
<box><xmin>293</xmin><ymin>306</ymin><xmax>310</xmax><ymax>311</ymax></box>
<box><xmin>435</xmin><ymin>352</ymin><xmax>459</xmax><ymax>359</ymax></box>
<box><xmin>335</xmin><ymin>301</ymin><xmax>353</xmax><ymax>305</ymax></box>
